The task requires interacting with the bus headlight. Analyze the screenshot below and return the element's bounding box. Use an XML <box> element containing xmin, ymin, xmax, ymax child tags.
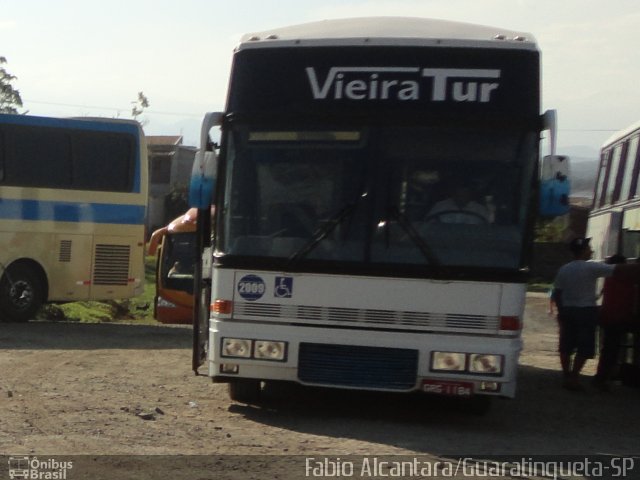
<box><xmin>254</xmin><ymin>341</ymin><xmax>287</xmax><ymax>361</ymax></box>
<box><xmin>431</xmin><ymin>352</ymin><xmax>466</xmax><ymax>372</ymax></box>
<box><xmin>221</xmin><ymin>338</ymin><xmax>252</xmax><ymax>358</ymax></box>
<box><xmin>469</xmin><ymin>354</ymin><xmax>503</xmax><ymax>375</ymax></box>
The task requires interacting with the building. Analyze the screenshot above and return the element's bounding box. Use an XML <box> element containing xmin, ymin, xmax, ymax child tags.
<box><xmin>147</xmin><ymin>136</ymin><xmax>197</xmax><ymax>234</ymax></box>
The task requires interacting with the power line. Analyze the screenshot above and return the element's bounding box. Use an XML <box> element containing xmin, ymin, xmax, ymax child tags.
<box><xmin>19</xmin><ymin>100</ymin><xmax>629</xmax><ymax>131</ymax></box>
<box><xmin>23</xmin><ymin>99</ymin><xmax>203</xmax><ymax>118</ymax></box>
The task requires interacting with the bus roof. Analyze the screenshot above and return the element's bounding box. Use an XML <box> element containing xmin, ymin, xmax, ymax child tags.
<box><xmin>602</xmin><ymin>120</ymin><xmax>640</xmax><ymax>149</ymax></box>
<box><xmin>238</xmin><ymin>17</ymin><xmax>537</xmax><ymax>51</ymax></box>
<box><xmin>0</xmin><ymin>112</ymin><xmax>142</xmax><ymax>134</ymax></box>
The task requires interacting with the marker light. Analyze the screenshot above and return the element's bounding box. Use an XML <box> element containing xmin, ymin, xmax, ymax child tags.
<box><xmin>431</xmin><ymin>352</ymin><xmax>466</xmax><ymax>372</ymax></box>
<box><xmin>212</xmin><ymin>299</ymin><xmax>233</xmax><ymax>315</ymax></box>
<box><xmin>221</xmin><ymin>338</ymin><xmax>252</xmax><ymax>358</ymax></box>
<box><xmin>220</xmin><ymin>364</ymin><xmax>239</xmax><ymax>374</ymax></box>
<box><xmin>479</xmin><ymin>381</ymin><xmax>501</xmax><ymax>393</ymax></box>
<box><xmin>500</xmin><ymin>316</ymin><xmax>521</xmax><ymax>331</ymax></box>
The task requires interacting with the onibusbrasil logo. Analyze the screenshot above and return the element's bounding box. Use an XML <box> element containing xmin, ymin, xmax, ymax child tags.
<box><xmin>7</xmin><ymin>457</ymin><xmax>73</xmax><ymax>480</ymax></box>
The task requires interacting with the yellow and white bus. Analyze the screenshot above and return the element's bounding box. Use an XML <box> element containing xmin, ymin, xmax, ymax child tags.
<box><xmin>0</xmin><ymin>113</ymin><xmax>148</xmax><ymax>322</ymax></box>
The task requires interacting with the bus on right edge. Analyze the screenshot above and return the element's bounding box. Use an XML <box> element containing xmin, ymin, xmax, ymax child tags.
<box><xmin>585</xmin><ymin>120</ymin><xmax>640</xmax><ymax>385</ymax></box>
<box><xmin>586</xmin><ymin>121</ymin><xmax>640</xmax><ymax>261</ymax></box>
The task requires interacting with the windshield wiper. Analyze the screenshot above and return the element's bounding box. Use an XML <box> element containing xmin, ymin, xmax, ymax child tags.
<box><xmin>388</xmin><ymin>206</ymin><xmax>440</xmax><ymax>266</ymax></box>
<box><xmin>288</xmin><ymin>193</ymin><xmax>366</xmax><ymax>263</ymax></box>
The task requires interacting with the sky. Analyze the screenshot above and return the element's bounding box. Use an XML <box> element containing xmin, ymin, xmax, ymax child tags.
<box><xmin>2</xmin><ymin>0</ymin><xmax>640</xmax><ymax>157</ymax></box>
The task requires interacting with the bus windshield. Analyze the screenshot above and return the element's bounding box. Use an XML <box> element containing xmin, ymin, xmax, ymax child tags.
<box><xmin>221</xmin><ymin>125</ymin><xmax>537</xmax><ymax>272</ymax></box>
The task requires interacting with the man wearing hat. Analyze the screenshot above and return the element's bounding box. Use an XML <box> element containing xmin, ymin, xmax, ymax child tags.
<box><xmin>553</xmin><ymin>238</ymin><xmax>616</xmax><ymax>390</ymax></box>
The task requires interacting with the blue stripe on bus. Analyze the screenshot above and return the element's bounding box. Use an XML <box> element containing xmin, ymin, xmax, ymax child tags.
<box><xmin>0</xmin><ymin>199</ymin><xmax>146</xmax><ymax>225</ymax></box>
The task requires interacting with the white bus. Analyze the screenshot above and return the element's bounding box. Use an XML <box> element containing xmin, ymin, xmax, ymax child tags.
<box><xmin>0</xmin><ymin>113</ymin><xmax>148</xmax><ymax>322</ymax></box>
<box><xmin>585</xmin><ymin>121</ymin><xmax>640</xmax><ymax>385</ymax></box>
<box><xmin>190</xmin><ymin>17</ymin><xmax>567</xmax><ymax>411</ymax></box>
<box><xmin>586</xmin><ymin>120</ymin><xmax>640</xmax><ymax>260</ymax></box>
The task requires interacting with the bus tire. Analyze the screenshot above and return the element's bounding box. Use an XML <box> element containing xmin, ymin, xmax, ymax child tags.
<box><xmin>0</xmin><ymin>264</ymin><xmax>45</xmax><ymax>323</ymax></box>
<box><xmin>228</xmin><ymin>379</ymin><xmax>261</xmax><ymax>404</ymax></box>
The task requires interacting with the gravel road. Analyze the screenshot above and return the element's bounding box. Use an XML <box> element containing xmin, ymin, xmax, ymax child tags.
<box><xmin>1</xmin><ymin>294</ymin><xmax>638</xmax><ymax>479</ymax></box>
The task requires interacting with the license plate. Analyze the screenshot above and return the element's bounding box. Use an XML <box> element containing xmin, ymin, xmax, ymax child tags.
<box><xmin>422</xmin><ymin>380</ymin><xmax>473</xmax><ymax>397</ymax></box>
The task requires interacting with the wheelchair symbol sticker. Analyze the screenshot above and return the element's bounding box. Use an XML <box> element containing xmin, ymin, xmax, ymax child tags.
<box><xmin>274</xmin><ymin>277</ymin><xmax>293</xmax><ymax>298</ymax></box>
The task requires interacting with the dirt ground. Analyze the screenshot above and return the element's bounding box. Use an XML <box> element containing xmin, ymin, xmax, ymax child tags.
<box><xmin>1</xmin><ymin>294</ymin><xmax>639</xmax><ymax>478</ymax></box>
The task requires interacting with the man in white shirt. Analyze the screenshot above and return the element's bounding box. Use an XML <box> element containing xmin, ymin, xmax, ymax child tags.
<box><xmin>553</xmin><ymin>237</ymin><xmax>631</xmax><ymax>391</ymax></box>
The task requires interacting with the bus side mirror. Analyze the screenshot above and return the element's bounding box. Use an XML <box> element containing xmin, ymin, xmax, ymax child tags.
<box><xmin>539</xmin><ymin>154</ymin><xmax>570</xmax><ymax>217</ymax></box>
<box><xmin>188</xmin><ymin>151</ymin><xmax>218</xmax><ymax>208</ymax></box>
<box><xmin>542</xmin><ymin>109</ymin><xmax>557</xmax><ymax>156</ymax></box>
<box><xmin>189</xmin><ymin>112</ymin><xmax>223</xmax><ymax>209</ymax></box>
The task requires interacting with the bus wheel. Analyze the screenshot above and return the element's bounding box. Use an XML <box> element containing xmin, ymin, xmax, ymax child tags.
<box><xmin>228</xmin><ymin>379</ymin><xmax>261</xmax><ymax>404</ymax></box>
<box><xmin>0</xmin><ymin>264</ymin><xmax>44</xmax><ymax>323</ymax></box>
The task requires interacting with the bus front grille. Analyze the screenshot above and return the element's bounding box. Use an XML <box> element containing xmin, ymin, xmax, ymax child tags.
<box><xmin>93</xmin><ymin>244</ymin><xmax>130</xmax><ymax>285</ymax></box>
<box><xmin>298</xmin><ymin>343</ymin><xmax>418</xmax><ymax>390</ymax></box>
<box><xmin>234</xmin><ymin>302</ymin><xmax>499</xmax><ymax>333</ymax></box>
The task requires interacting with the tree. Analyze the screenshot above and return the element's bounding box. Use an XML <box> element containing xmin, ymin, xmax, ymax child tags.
<box><xmin>0</xmin><ymin>56</ymin><xmax>23</xmax><ymax>114</ymax></box>
<box><xmin>535</xmin><ymin>217</ymin><xmax>567</xmax><ymax>242</ymax></box>
<box><xmin>131</xmin><ymin>91</ymin><xmax>150</xmax><ymax>124</ymax></box>
<box><xmin>164</xmin><ymin>184</ymin><xmax>189</xmax><ymax>225</ymax></box>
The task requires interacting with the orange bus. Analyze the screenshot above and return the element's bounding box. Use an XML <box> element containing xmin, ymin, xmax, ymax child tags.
<box><xmin>148</xmin><ymin>208</ymin><xmax>197</xmax><ymax>324</ymax></box>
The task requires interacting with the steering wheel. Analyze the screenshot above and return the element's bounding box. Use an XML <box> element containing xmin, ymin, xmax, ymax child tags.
<box><xmin>424</xmin><ymin>210</ymin><xmax>489</xmax><ymax>224</ymax></box>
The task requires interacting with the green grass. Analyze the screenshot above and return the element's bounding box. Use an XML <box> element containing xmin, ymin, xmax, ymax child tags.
<box><xmin>527</xmin><ymin>282</ymin><xmax>553</xmax><ymax>293</ymax></box>
<box><xmin>39</xmin><ymin>256</ymin><xmax>158</xmax><ymax>323</ymax></box>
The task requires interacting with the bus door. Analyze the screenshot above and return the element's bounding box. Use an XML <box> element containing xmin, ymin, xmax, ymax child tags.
<box><xmin>193</xmin><ymin>208</ymin><xmax>212</xmax><ymax>372</ymax></box>
<box><xmin>190</xmin><ymin>114</ymin><xmax>221</xmax><ymax>373</ymax></box>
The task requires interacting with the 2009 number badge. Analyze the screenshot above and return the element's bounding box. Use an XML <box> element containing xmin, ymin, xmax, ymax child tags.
<box><xmin>237</xmin><ymin>275</ymin><xmax>265</xmax><ymax>301</ymax></box>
